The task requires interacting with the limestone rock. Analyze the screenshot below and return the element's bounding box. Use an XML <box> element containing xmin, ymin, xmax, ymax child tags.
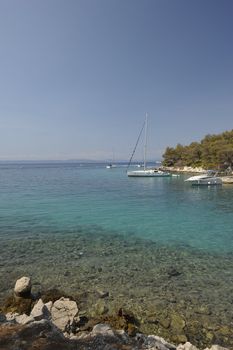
<box><xmin>144</xmin><ymin>334</ymin><xmax>176</xmax><ymax>350</ymax></box>
<box><xmin>5</xmin><ymin>312</ymin><xmax>19</xmax><ymax>322</ymax></box>
<box><xmin>14</xmin><ymin>277</ymin><xmax>31</xmax><ymax>297</ymax></box>
<box><xmin>204</xmin><ymin>346</ymin><xmax>229</xmax><ymax>350</ymax></box>
<box><xmin>15</xmin><ymin>313</ymin><xmax>34</xmax><ymax>325</ymax></box>
<box><xmin>177</xmin><ymin>342</ymin><xmax>199</xmax><ymax>350</ymax></box>
<box><xmin>149</xmin><ymin>335</ymin><xmax>176</xmax><ymax>348</ymax></box>
<box><xmin>51</xmin><ymin>297</ymin><xmax>79</xmax><ymax>332</ymax></box>
<box><xmin>30</xmin><ymin>299</ymin><xmax>46</xmax><ymax>320</ymax></box>
<box><xmin>91</xmin><ymin>323</ymin><xmax>115</xmax><ymax>337</ymax></box>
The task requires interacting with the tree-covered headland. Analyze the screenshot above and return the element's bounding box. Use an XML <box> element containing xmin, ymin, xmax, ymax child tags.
<box><xmin>162</xmin><ymin>130</ymin><xmax>233</xmax><ymax>170</ymax></box>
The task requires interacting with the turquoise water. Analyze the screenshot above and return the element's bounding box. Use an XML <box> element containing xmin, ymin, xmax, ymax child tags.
<box><xmin>1</xmin><ymin>162</ymin><xmax>233</xmax><ymax>347</ymax></box>
<box><xmin>0</xmin><ymin>162</ymin><xmax>232</xmax><ymax>252</ymax></box>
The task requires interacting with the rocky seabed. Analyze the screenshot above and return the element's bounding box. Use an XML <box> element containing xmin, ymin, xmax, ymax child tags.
<box><xmin>0</xmin><ymin>277</ymin><xmax>230</xmax><ymax>350</ymax></box>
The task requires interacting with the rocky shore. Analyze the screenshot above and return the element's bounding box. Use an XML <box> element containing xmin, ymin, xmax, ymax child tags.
<box><xmin>0</xmin><ymin>277</ymin><xmax>230</xmax><ymax>350</ymax></box>
<box><xmin>161</xmin><ymin>166</ymin><xmax>233</xmax><ymax>183</ymax></box>
<box><xmin>161</xmin><ymin>166</ymin><xmax>206</xmax><ymax>173</ymax></box>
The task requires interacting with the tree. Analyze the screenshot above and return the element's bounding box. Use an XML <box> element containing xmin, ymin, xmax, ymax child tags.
<box><xmin>162</xmin><ymin>129</ymin><xmax>233</xmax><ymax>169</ymax></box>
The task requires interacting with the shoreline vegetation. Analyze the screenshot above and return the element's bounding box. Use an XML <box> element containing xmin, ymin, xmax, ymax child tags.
<box><xmin>0</xmin><ymin>277</ymin><xmax>230</xmax><ymax>350</ymax></box>
<box><xmin>160</xmin><ymin>165</ymin><xmax>233</xmax><ymax>183</ymax></box>
<box><xmin>162</xmin><ymin>130</ymin><xmax>233</xmax><ymax>172</ymax></box>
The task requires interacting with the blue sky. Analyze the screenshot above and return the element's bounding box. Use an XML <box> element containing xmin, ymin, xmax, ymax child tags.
<box><xmin>0</xmin><ymin>0</ymin><xmax>232</xmax><ymax>161</ymax></box>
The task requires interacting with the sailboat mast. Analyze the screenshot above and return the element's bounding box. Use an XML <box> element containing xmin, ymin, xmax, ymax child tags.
<box><xmin>143</xmin><ymin>113</ymin><xmax>148</xmax><ymax>171</ymax></box>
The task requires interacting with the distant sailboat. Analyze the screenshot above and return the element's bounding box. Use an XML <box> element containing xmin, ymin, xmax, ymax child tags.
<box><xmin>127</xmin><ymin>114</ymin><xmax>171</xmax><ymax>177</ymax></box>
<box><xmin>106</xmin><ymin>164</ymin><xmax>116</xmax><ymax>169</ymax></box>
<box><xmin>106</xmin><ymin>150</ymin><xmax>117</xmax><ymax>169</ymax></box>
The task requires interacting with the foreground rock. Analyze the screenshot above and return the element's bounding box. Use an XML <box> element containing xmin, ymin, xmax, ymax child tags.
<box><xmin>0</xmin><ymin>320</ymin><xmax>229</xmax><ymax>350</ymax></box>
<box><xmin>14</xmin><ymin>276</ymin><xmax>32</xmax><ymax>297</ymax></box>
<box><xmin>51</xmin><ymin>297</ymin><xmax>80</xmax><ymax>332</ymax></box>
<box><xmin>0</xmin><ymin>277</ymin><xmax>231</xmax><ymax>350</ymax></box>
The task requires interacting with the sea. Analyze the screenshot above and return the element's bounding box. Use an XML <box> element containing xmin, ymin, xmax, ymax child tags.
<box><xmin>0</xmin><ymin>161</ymin><xmax>233</xmax><ymax>346</ymax></box>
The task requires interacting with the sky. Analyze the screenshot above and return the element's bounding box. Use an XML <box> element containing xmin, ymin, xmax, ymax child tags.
<box><xmin>0</xmin><ymin>0</ymin><xmax>232</xmax><ymax>161</ymax></box>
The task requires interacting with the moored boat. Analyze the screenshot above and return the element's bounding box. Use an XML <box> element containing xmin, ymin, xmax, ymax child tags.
<box><xmin>106</xmin><ymin>164</ymin><xmax>117</xmax><ymax>169</ymax></box>
<box><xmin>127</xmin><ymin>169</ymin><xmax>171</xmax><ymax>177</ymax></box>
<box><xmin>185</xmin><ymin>172</ymin><xmax>222</xmax><ymax>185</ymax></box>
<box><xmin>127</xmin><ymin>114</ymin><xmax>171</xmax><ymax>178</ymax></box>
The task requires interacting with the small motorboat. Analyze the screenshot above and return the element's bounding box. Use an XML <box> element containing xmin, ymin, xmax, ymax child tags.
<box><xmin>185</xmin><ymin>171</ymin><xmax>222</xmax><ymax>185</ymax></box>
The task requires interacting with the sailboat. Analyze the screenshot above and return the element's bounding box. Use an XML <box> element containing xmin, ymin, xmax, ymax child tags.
<box><xmin>106</xmin><ymin>150</ymin><xmax>117</xmax><ymax>169</ymax></box>
<box><xmin>106</xmin><ymin>163</ymin><xmax>116</xmax><ymax>169</ymax></box>
<box><xmin>127</xmin><ymin>114</ymin><xmax>171</xmax><ymax>177</ymax></box>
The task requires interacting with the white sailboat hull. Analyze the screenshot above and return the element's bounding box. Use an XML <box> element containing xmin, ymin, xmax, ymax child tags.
<box><xmin>127</xmin><ymin>169</ymin><xmax>171</xmax><ymax>177</ymax></box>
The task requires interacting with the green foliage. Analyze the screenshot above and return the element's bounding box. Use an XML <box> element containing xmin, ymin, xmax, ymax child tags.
<box><xmin>162</xmin><ymin>130</ymin><xmax>233</xmax><ymax>169</ymax></box>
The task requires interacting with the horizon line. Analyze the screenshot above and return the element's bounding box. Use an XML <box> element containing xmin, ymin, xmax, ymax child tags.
<box><xmin>0</xmin><ymin>159</ymin><xmax>162</xmax><ymax>163</ymax></box>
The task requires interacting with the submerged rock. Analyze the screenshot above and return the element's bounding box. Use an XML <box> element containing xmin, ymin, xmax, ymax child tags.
<box><xmin>170</xmin><ymin>313</ymin><xmax>186</xmax><ymax>331</ymax></box>
<box><xmin>167</xmin><ymin>267</ymin><xmax>182</xmax><ymax>278</ymax></box>
<box><xmin>2</xmin><ymin>294</ymin><xmax>33</xmax><ymax>315</ymax></box>
<box><xmin>91</xmin><ymin>323</ymin><xmax>114</xmax><ymax>337</ymax></box>
<box><xmin>1</xmin><ymin>277</ymin><xmax>232</xmax><ymax>349</ymax></box>
<box><xmin>41</xmin><ymin>288</ymin><xmax>71</xmax><ymax>303</ymax></box>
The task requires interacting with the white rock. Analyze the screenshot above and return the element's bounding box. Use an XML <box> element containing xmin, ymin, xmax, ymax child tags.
<box><xmin>15</xmin><ymin>313</ymin><xmax>34</xmax><ymax>325</ymax></box>
<box><xmin>177</xmin><ymin>342</ymin><xmax>198</xmax><ymax>350</ymax></box>
<box><xmin>5</xmin><ymin>312</ymin><xmax>19</xmax><ymax>322</ymax></box>
<box><xmin>14</xmin><ymin>276</ymin><xmax>31</xmax><ymax>296</ymax></box>
<box><xmin>30</xmin><ymin>299</ymin><xmax>46</xmax><ymax>320</ymax></box>
<box><xmin>204</xmin><ymin>346</ymin><xmax>229</xmax><ymax>350</ymax></box>
<box><xmin>148</xmin><ymin>335</ymin><xmax>176</xmax><ymax>349</ymax></box>
<box><xmin>51</xmin><ymin>297</ymin><xmax>79</xmax><ymax>332</ymax></box>
<box><xmin>91</xmin><ymin>324</ymin><xmax>114</xmax><ymax>337</ymax></box>
<box><xmin>44</xmin><ymin>301</ymin><xmax>53</xmax><ymax>313</ymax></box>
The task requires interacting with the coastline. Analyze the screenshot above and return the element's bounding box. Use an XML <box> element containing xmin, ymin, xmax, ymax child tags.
<box><xmin>161</xmin><ymin>166</ymin><xmax>206</xmax><ymax>173</ymax></box>
<box><xmin>0</xmin><ymin>277</ymin><xmax>231</xmax><ymax>350</ymax></box>
<box><xmin>0</xmin><ymin>165</ymin><xmax>233</xmax><ymax>348</ymax></box>
<box><xmin>161</xmin><ymin>166</ymin><xmax>233</xmax><ymax>183</ymax></box>
<box><xmin>1</xmin><ymin>232</ymin><xmax>233</xmax><ymax>349</ymax></box>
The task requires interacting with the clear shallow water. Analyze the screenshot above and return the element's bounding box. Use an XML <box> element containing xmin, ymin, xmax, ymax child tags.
<box><xmin>0</xmin><ymin>162</ymin><xmax>232</xmax><ymax>252</ymax></box>
<box><xmin>0</xmin><ymin>162</ymin><xmax>233</xmax><ymax>347</ymax></box>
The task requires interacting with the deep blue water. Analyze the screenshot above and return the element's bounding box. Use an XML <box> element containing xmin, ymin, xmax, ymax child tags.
<box><xmin>0</xmin><ymin>162</ymin><xmax>232</xmax><ymax>253</ymax></box>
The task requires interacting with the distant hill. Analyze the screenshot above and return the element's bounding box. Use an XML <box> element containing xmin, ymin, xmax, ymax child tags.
<box><xmin>162</xmin><ymin>130</ymin><xmax>233</xmax><ymax>170</ymax></box>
